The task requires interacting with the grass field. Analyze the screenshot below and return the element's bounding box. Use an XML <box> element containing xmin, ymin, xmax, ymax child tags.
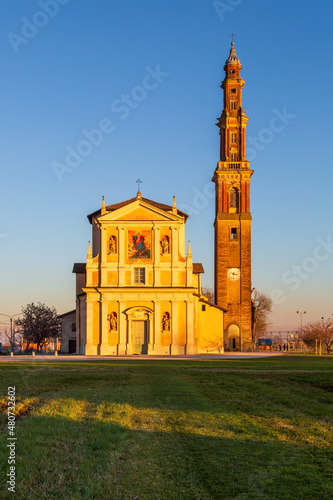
<box><xmin>0</xmin><ymin>355</ymin><xmax>332</xmax><ymax>499</ymax></box>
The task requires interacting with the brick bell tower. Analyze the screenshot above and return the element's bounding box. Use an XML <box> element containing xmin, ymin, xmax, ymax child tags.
<box><xmin>213</xmin><ymin>41</ymin><xmax>254</xmax><ymax>351</ymax></box>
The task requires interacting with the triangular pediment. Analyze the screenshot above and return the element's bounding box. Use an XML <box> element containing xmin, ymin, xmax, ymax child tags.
<box><xmin>96</xmin><ymin>199</ymin><xmax>182</xmax><ymax>223</ymax></box>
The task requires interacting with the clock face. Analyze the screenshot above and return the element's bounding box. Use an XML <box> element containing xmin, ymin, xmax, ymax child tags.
<box><xmin>228</xmin><ymin>268</ymin><xmax>240</xmax><ymax>281</ymax></box>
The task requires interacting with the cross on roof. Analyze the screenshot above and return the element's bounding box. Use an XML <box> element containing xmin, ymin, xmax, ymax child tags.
<box><xmin>230</xmin><ymin>33</ymin><xmax>236</xmax><ymax>43</ymax></box>
<box><xmin>136</xmin><ymin>178</ymin><xmax>142</xmax><ymax>191</ymax></box>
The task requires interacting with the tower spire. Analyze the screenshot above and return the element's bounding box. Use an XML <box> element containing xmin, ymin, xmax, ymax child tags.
<box><xmin>101</xmin><ymin>195</ymin><xmax>106</xmax><ymax>215</ymax></box>
<box><xmin>225</xmin><ymin>40</ymin><xmax>241</xmax><ymax>67</ymax></box>
<box><xmin>172</xmin><ymin>195</ymin><xmax>177</xmax><ymax>215</ymax></box>
<box><xmin>87</xmin><ymin>240</ymin><xmax>92</xmax><ymax>259</ymax></box>
<box><xmin>187</xmin><ymin>240</ymin><xmax>192</xmax><ymax>257</ymax></box>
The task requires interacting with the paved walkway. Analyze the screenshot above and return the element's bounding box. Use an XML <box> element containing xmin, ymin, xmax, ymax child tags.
<box><xmin>0</xmin><ymin>352</ymin><xmax>285</xmax><ymax>362</ymax></box>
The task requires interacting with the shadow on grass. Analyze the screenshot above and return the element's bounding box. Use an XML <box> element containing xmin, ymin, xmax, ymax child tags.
<box><xmin>1</xmin><ymin>413</ymin><xmax>332</xmax><ymax>500</ymax></box>
<box><xmin>0</xmin><ymin>359</ymin><xmax>332</xmax><ymax>498</ymax></box>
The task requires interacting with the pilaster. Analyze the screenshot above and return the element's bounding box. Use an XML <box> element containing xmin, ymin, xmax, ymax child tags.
<box><xmin>147</xmin><ymin>312</ymin><xmax>154</xmax><ymax>354</ymax></box>
<box><xmin>118</xmin><ymin>227</ymin><xmax>125</xmax><ymax>287</ymax></box>
<box><xmin>118</xmin><ymin>301</ymin><xmax>127</xmax><ymax>355</ymax></box>
<box><xmin>171</xmin><ymin>227</ymin><xmax>179</xmax><ymax>286</ymax></box>
<box><xmin>185</xmin><ymin>301</ymin><xmax>196</xmax><ymax>354</ymax></box>
<box><xmin>153</xmin><ymin>301</ymin><xmax>162</xmax><ymax>354</ymax></box>
<box><xmin>100</xmin><ymin>227</ymin><xmax>107</xmax><ymax>287</ymax></box>
<box><xmin>85</xmin><ymin>299</ymin><xmax>98</xmax><ymax>355</ymax></box>
<box><xmin>154</xmin><ymin>226</ymin><xmax>160</xmax><ymax>286</ymax></box>
<box><xmin>100</xmin><ymin>299</ymin><xmax>110</xmax><ymax>355</ymax></box>
<box><xmin>170</xmin><ymin>301</ymin><xmax>179</xmax><ymax>355</ymax></box>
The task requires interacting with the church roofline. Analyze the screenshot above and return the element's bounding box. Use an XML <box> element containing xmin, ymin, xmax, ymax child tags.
<box><xmin>193</xmin><ymin>263</ymin><xmax>204</xmax><ymax>274</ymax></box>
<box><xmin>73</xmin><ymin>263</ymin><xmax>86</xmax><ymax>274</ymax></box>
<box><xmin>87</xmin><ymin>196</ymin><xmax>189</xmax><ymax>223</ymax></box>
<box><xmin>59</xmin><ymin>309</ymin><xmax>76</xmax><ymax>318</ymax></box>
<box><xmin>194</xmin><ymin>294</ymin><xmax>228</xmax><ymax>312</ymax></box>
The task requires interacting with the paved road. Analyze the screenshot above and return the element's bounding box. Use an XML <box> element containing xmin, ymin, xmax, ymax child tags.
<box><xmin>0</xmin><ymin>352</ymin><xmax>286</xmax><ymax>362</ymax></box>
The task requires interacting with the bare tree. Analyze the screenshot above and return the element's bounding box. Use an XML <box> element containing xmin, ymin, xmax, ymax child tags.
<box><xmin>299</xmin><ymin>318</ymin><xmax>333</xmax><ymax>354</ymax></box>
<box><xmin>252</xmin><ymin>290</ymin><xmax>273</xmax><ymax>346</ymax></box>
<box><xmin>203</xmin><ymin>334</ymin><xmax>224</xmax><ymax>353</ymax></box>
<box><xmin>201</xmin><ymin>286</ymin><xmax>214</xmax><ymax>303</ymax></box>
<box><xmin>4</xmin><ymin>326</ymin><xmax>20</xmax><ymax>351</ymax></box>
<box><xmin>15</xmin><ymin>303</ymin><xmax>61</xmax><ymax>353</ymax></box>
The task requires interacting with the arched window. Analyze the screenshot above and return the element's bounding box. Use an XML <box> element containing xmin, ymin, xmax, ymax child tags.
<box><xmin>229</xmin><ymin>187</ymin><xmax>239</xmax><ymax>210</ymax></box>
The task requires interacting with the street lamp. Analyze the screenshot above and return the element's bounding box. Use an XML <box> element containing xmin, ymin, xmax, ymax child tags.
<box><xmin>0</xmin><ymin>313</ymin><xmax>21</xmax><ymax>353</ymax></box>
<box><xmin>296</xmin><ymin>311</ymin><xmax>306</xmax><ymax>328</ymax></box>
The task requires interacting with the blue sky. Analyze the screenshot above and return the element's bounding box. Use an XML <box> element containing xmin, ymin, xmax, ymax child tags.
<box><xmin>0</xmin><ymin>0</ymin><xmax>332</xmax><ymax>332</ymax></box>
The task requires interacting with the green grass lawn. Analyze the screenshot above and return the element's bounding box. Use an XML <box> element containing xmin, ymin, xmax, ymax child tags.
<box><xmin>0</xmin><ymin>355</ymin><xmax>332</xmax><ymax>499</ymax></box>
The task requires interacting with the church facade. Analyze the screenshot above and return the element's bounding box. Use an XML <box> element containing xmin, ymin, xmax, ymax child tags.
<box><xmin>72</xmin><ymin>192</ymin><xmax>225</xmax><ymax>355</ymax></box>
<box><xmin>66</xmin><ymin>41</ymin><xmax>253</xmax><ymax>355</ymax></box>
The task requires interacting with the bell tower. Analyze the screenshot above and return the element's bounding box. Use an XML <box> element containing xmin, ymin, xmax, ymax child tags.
<box><xmin>213</xmin><ymin>42</ymin><xmax>254</xmax><ymax>351</ymax></box>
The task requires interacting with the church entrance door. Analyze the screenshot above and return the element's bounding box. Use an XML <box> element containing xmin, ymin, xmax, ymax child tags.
<box><xmin>132</xmin><ymin>320</ymin><xmax>148</xmax><ymax>354</ymax></box>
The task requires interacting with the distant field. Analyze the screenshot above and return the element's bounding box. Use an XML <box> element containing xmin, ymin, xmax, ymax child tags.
<box><xmin>0</xmin><ymin>355</ymin><xmax>332</xmax><ymax>499</ymax></box>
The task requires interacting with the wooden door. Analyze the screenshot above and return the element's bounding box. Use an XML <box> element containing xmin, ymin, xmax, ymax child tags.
<box><xmin>132</xmin><ymin>321</ymin><xmax>148</xmax><ymax>354</ymax></box>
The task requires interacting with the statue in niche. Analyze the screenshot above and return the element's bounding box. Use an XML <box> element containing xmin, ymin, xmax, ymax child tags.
<box><xmin>108</xmin><ymin>312</ymin><xmax>117</xmax><ymax>332</ymax></box>
<box><xmin>161</xmin><ymin>235</ymin><xmax>170</xmax><ymax>254</ymax></box>
<box><xmin>162</xmin><ymin>312</ymin><xmax>170</xmax><ymax>331</ymax></box>
<box><xmin>108</xmin><ymin>236</ymin><xmax>117</xmax><ymax>255</ymax></box>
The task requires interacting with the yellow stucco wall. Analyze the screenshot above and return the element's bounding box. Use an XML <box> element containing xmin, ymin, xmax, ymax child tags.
<box><xmin>178</xmin><ymin>271</ymin><xmax>186</xmax><ymax>286</ymax></box>
<box><xmin>160</xmin><ymin>270</ymin><xmax>171</xmax><ymax>286</ymax></box>
<box><xmin>196</xmin><ymin>302</ymin><xmax>224</xmax><ymax>353</ymax></box>
<box><xmin>107</xmin><ymin>271</ymin><xmax>118</xmax><ymax>285</ymax></box>
<box><xmin>91</xmin><ymin>271</ymin><xmax>99</xmax><ymax>286</ymax></box>
<box><xmin>117</xmin><ymin>207</ymin><xmax>166</xmax><ymax>221</ymax></box>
